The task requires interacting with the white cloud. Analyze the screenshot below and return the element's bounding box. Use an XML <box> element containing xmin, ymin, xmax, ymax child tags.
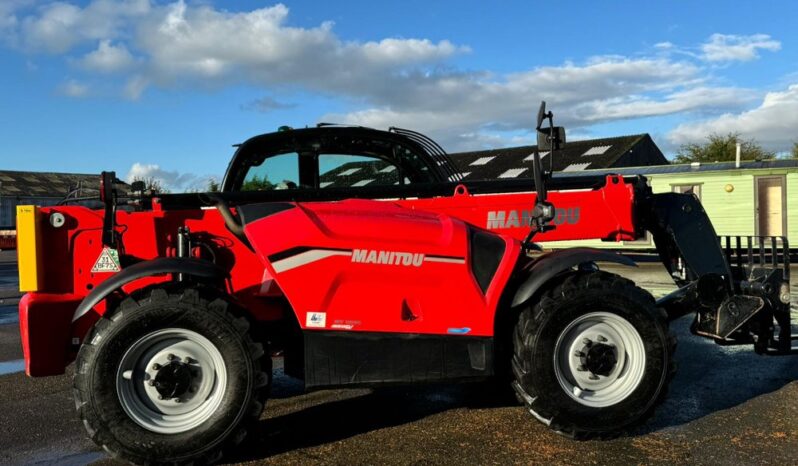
<box><xmin>57</xmin><ymin>79</ymin><xmax>89</xmax><ymax>97</ymax></box>
<box><xmin>123</xmin><ymin>75</ymin><xmax>148</xmax><ymax>100</ymax></box>
<box><xmin>0</xmin><ymin>1</ymin><xmax>37</xmax><ymax>43</ymax></box>
<box><xmin>0</xmin><ymin>11</ymin><xmax>18</xmax><ymax>38</ymax></box>
<box><xmin>669</xmin><ymin>84</ymin><xmax>798</xmax><ymax>152</ymax></box>
<box><xmin>78</xmin><ymin>39</ymin><xmax>135</xmax><ymax>72</ymax></box>
<box><xmin>359</xmin><ymin>38</ymin><xmax>464</xmax><ymax>65</ymax></box>
<box><xmin>126</xmin><ymin>162</ymin><xmax>217</xmax><ymax>192</ymax></box>
<box><xmin>0</xmin><ymin>4</ymin><xmax>776</xmax><ymax>150</ymax></box>
<box><xmin>242</xmin><ymin>96</ymin><xmax>297</xmax><ymax>112</ymax></box>
<box><xmin>21</xmin><ymin>2</ymin><xmax>82</xmax><ymax>53</ymax></box>
<box><xmin>701</xmin><ymin>33</ymin><xmax>781</xmax><ymax>62</ymax></box>
<box><xmin>132</xmin><ymin>1</ymin><xmax>467</xmax><ymax>89</ymax></box>
<box><xmin>8</xmin><ymin>1</ymin><xmax>466</xmax><ymax>89</ymax></box>
<box><xmin>571</xmin><ymin>87</ymin><xmax>756</xmax><ymax>122</ymax></box>
<box><xmin>19</xmin><ymin>0</ymin><xmax>150</xmax><ymax>53</ymax></box>
<box><xmin>323</xmin><ymin>58</ymin><xmax>751</xmax><ymax>150</ymax></box>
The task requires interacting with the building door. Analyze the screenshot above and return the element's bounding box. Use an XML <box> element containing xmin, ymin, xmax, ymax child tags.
<box><xmin>755</xmin><ymin>176</ymin><xmax>786</xmax><ymax>236</ymax></box>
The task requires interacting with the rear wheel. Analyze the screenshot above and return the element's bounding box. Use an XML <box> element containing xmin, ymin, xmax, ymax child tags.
<box><xmin>74</xmin><ymin>287</ymin><xmax>271</xmax><ymax>465</ymax></box>
<box><xmin>512</xmin><ymin>271</ymin><xmax>675</xmax><ymax>438</ymax></box>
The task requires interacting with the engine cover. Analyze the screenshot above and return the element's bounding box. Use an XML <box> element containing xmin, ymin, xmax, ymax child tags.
<box><xmin>242</xmin><ymin>199</ymin><xmax>520</xmax><ymax>337</ymax></box>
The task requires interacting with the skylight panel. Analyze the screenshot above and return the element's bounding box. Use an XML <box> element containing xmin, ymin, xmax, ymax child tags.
<box><xmin>582</xmin><ymin>145</ymin><xmax>612</xmax><ymax>156</ymax></box>
<box><xmin>563</xmin><ymin>162</ymin><xmax>591</xmax><ymax>172</ymax></box>
<box><xmin>470</xmin><ymin>156</ymin><xmax>495</xmax><ymax>166</ymax></box>
<box><xmin>499</xmin><ymin>168</ymin><xmax>527</xmax><ymax>178</ymax></box>
<box><xmin>338</xmin><ymin>168</ymin><xmax>361</xmax><ymax>176</ymax></box>
<box><xmin>523</xmin><ymin>151</ymin><xmax>549</xmax><ymax>161</ymax></box>
<box><xmin>352</xmin><ymin>179</ymin><xmax>373</xmax><ymax>187</ymax></box>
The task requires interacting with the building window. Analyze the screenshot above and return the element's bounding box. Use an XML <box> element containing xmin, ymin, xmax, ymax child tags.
<box><xmin>672</xmin><ymin>184</ymin><xmax>702</xmax><ymax>201</ymax></box>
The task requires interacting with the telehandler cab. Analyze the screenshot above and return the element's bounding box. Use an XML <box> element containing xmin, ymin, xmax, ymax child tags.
<box><xmin>15</xmin><ymin>103</ymin><xmax>792</xmax><ymax>465</ymax></box>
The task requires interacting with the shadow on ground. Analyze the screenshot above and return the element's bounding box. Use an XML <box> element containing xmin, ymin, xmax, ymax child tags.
<box><xmin>230</xmin><ymin>364</ymin><xmax>510</xmax><ymax>462</ymax></box>
<box><xmin>227</xmin><ymin>314</ymin><xmax>798</xmax><ymax>463</ymax></box>
<box><xmin>643</xmin><ymin>315</ymin><xmax>798</xmax><ymax>431</ymax></box>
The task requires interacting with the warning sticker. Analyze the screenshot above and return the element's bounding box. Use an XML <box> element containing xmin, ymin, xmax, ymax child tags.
<box><xmin>306</xmin><ymin>312</ymin><xmax>326</xmax><ymax>328</ymax></box>
<box><xmin>91</xmin><ymin>248</ymin><xmax>121</xmax><ymax>273</ymax></box>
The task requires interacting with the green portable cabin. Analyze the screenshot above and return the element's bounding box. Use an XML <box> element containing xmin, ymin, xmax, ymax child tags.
<box><xmin>540</xmin><ymin>159</ymin><xmax>798</xmax><ymax>252</ymax></box>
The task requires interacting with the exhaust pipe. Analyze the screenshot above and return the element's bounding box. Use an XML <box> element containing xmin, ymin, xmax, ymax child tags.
<box><xmin>735</xmin><ymin>142</ymin><xmax>741</xmax><ymax>168</ymax></box>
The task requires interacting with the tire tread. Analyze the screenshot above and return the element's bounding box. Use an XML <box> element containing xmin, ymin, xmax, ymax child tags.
<box><xmin>511</xmin><ymin>270</ymin><xmax>676</xmax><ymax>439</ymax></box>
<box><xmin>73</xmin><ymin>285</ymin><xmax>271</xmax><ymax>466</ymax></box>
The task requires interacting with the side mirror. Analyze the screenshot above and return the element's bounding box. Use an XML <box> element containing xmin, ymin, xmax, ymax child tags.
<box><xmin>536</xmin><ymin>101</ymin><xmax>547</xmax><ymax>129</ymax></box>
<box><xmin>524</xmin><ymin>101</ymin><xmax>563</xmax><ymax>246</ymax></box>
<box><xmin>537</xmin><ymin>126</ymin><xmax>566</xmax><ymax>151</ymax></box>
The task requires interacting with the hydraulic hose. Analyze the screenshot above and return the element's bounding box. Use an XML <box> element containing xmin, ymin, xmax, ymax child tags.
<box><xmin>205</xmin><ymin>193</ymin><xmax>246</xmax><ymax>241</ymax></box>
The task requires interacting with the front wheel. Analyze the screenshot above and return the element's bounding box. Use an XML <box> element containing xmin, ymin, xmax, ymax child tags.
<box><xmin>73</xmin><ymin>287</ymin><xmax>271</xmax><ymax>465</ymax></box>
<box><xmin>512</xmin><ymin>271</ymin><xmax>675</xmax><ymax>438</ymax></box>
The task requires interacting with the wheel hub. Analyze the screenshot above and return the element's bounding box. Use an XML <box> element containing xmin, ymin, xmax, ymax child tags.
<box><xmin>153</xmin><ymin>361</ymin><xmax>194</xmax><ymax>400</ymax></box>
<box><xmin>116</xmin><ymin>329</ymin><xmax>228</xmax><ymax>434</ymax></box>
<box><xmin>554</xmin><ymin>312</ymin><xmax>646</xmax><ymax>408</ymax></box>
<box><xmin>583</xmin><ymin>342</ymin><xmax>617</xmax><ymax>376</ymax></box>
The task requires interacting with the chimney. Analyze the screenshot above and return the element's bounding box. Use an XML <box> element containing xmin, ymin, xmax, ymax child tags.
<box><xmin>735</xmin><ymin>142</ymin><xmax>741</xmax><ymax>168</ymax></box>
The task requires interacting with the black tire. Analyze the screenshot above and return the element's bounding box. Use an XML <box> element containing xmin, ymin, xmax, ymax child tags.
<box><xmin>511</xmin><ymin>271</ymin><xmax>676</xmax><ymax>439</ymax></box>
<box><xmin>73</xmin><ymin>286</ymin><xmax>271</xmax><ymax>465</ymax></box>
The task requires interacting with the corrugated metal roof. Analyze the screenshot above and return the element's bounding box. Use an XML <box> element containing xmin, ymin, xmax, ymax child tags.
<box><xmin>0</xmin><ymin>170</ymin><xmax>102</xmax><ymax>198</ymax></box>
<box><xmin>551</xmin><ymin>158</ymin><xmax>798</xmax><ymax>178</ymax></box>
<box><xmin>449</xmin><ymin>134</ymin><xmax>665</xmax><ymax>180</ymax></box>
<box><xmin>315</xmin><ymin>134</ymin><xmax>666</xmax><ymax>187</ymax></box>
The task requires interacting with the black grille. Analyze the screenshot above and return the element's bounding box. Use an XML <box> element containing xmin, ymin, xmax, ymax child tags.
<box><xmin>468</xmin><ymin>227</ymin><xmax>506</xmax><ymax>294</ymax></box>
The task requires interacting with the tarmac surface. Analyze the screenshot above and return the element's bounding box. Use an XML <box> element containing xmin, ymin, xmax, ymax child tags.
<box><xmin>0</xmin><ymin>250</ymin><xmax>797</xmax><ymax>465</ymax></box>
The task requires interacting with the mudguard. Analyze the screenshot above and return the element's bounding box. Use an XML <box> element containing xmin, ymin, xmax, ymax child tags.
<box><xmin>71</xmin><ymin>257</ymin><xmax>226</xmax><ymax>322</ymax></box>
<box><xmin>511</xmin><ymin>248</ymin><xmax>636</xmax><ymax>307</ymax></box>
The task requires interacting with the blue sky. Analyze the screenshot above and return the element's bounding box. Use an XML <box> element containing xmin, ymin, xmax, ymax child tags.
<box><xmin>2</xmin><ymin>0</ymin><xmax>798</xmax><ymax>190</ymax></box>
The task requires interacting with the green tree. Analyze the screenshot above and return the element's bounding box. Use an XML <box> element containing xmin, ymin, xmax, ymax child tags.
<box><xmin>206</xmin><ymin>177</ymin><xmax>221</xmax><ymax>192</ymax></box>
<box><xmin>132</xmin><ymin>176</ymin><xmax>169</xmax><ymax>194</ymax></box>
<box><xmin>791</xmin><ymin>142</ymin><xmax>798</xmax><ymax>159</ymax></box>
<box><xmin>241</xmin><ymin>174</ymin><xmax>275</xmax><ymax>191</ymax></box>
<box><xmin>674</xmin><ymin>133</ymin><xmax>774</xmax><ymax>164</ymax></box>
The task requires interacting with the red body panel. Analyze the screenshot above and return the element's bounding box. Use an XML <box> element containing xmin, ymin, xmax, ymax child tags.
<box><xmin>19</xmin><ymin>293</ymin><xmax>81</xmax><ymax>376</ymax></box>
<box><xmin>20</xmin><ymin>175</ymin><xmax>637</xmax><ymax>375</ymax></box>
<box><xmin>396</xmin><ymin>175</ymin><xmax>637</xmax><ymax>242</ymax></box>
<box><xmin>244</xmin><ymin>200</ymin><xmax>520</xmax><ymax>336</ymax></box>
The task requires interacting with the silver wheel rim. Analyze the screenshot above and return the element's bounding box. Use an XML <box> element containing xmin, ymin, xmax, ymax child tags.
<box><xmin>553</xmin><ymin>312</ymin><xmax>646</xmax><ymax>408</ymax></box>
<box><xmin>116</xmin><ymin>328</ymin><xmax>227</xmax><ymax>434</ymax></box>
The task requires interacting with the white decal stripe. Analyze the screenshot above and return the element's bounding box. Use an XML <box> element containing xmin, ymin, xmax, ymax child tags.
<box><xmin>424</xmin><ymin>257</ymin><xmax>466</xmax><ymax>264</ymax></box>
<box><xmin>272</xmin><ymin>250</ymin><xmax>352</xmax><ymax>273</ymax></box>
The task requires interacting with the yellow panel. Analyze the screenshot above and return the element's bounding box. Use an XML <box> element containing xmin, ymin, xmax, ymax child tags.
<box><xmin>16</xmin><ymin>205</ymin><xmax>41</xmax><ymax>292</ymax></box>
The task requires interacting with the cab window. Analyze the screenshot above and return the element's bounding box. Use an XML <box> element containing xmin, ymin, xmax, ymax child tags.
<box><xmin>318</xmin><ymin>154</ymin><xmax>401</xmax><ymax>188</ymax></box>
<box><xmin>241</xmin><ymin>152</ymin><xmax>300</xmax><ymax>191</ymax></box>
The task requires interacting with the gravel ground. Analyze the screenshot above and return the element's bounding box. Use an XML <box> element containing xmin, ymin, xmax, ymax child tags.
<box><xmin>0</xmin><ymin>255</ymin><xmax>796</xmax><ymax>465</ymax></box>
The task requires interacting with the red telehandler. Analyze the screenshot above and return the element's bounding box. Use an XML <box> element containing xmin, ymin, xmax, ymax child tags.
<box><xmin>15</xmin><ymin>103</ymin><xmax>792</xmax><ymax>465</ymax></box>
